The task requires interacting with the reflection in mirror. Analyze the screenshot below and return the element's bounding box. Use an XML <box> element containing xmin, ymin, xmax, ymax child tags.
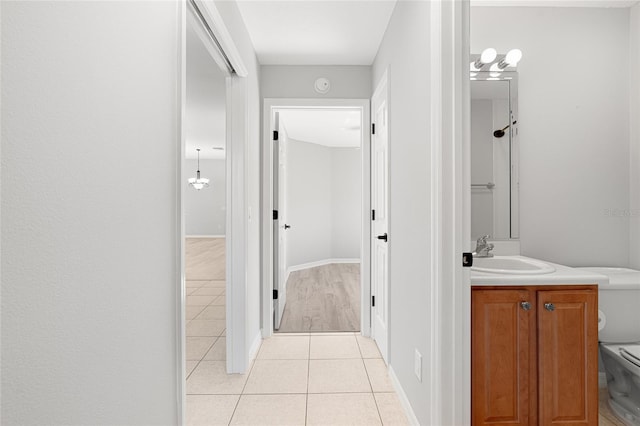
<box><xmin>470</xmin><ymin>71</ymin><xmax>519</xmax><ymax>240</ymax></box>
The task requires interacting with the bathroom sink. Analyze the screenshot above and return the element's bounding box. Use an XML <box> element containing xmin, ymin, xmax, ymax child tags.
<box><xmin>471</xmin><ymin>256</ymin><xmax>556</xmax><ymax>275</ymax></box>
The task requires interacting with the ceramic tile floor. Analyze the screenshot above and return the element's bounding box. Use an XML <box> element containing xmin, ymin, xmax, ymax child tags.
<box><xmin>185</xmin><ymin>295</ymin><xmax>409</xmax><ymax>425</ymax></box>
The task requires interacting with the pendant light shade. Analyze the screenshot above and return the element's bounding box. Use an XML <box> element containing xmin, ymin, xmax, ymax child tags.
<box><xmin>188</xmin><ymin>148</ymin><xmax>209</xmax><ymax>190</ymax></box>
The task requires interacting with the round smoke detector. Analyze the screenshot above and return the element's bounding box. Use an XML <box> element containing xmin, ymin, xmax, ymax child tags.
<box><xmin>314</xmin><ymin>77</ymin><xmax>331</xmax><ymax>94</ymax></box>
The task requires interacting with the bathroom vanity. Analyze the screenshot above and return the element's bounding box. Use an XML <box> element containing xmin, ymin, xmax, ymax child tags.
<box><xmin>470</xmin><ymin>257</ymin><xmax>608</xmax><ymax>426</ymax></box>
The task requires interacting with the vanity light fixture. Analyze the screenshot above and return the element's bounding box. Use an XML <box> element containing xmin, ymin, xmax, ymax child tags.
<box><xmin>472</xmin><ymin>47</ymin><xmax>497</xmax><ymax>70</ymax></box>
<box><xmin>188</xmin><ymin>148</ymin><xmax>209</xmax><ymax>190</ymax></box>
<box><xmin>472</xmin><ymin>48</ymin><xmax>523</xmax><ymax>73</ymax></box>
<box><xmin>496</xmin><ymin>49</ymin><xmax>523</xmax><ymax>70</ymax></box>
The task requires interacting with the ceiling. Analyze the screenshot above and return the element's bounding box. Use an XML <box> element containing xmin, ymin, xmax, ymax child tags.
<box><xmin>185</xmin><ymin>16</ymin><xmax>227</xmax><ymax>160</ymax></box>
<box><xmin>185</xmin><ymin>0</ymin><xmax>638</xmax><ymax>160</ymax></box>
<box><xmin>279</xmin><ymin>109</ymin><xmax>362</xmax><ymax>147</ymax></box>
<box><xmin>236</xmin><ymin>1</ymin><xmax>398</xmax><ymax>65</ymax></box>
<box><xmin>470</xmin><ymin>0</ymin><xmax>638</xmax><ymax>6</ymax></box>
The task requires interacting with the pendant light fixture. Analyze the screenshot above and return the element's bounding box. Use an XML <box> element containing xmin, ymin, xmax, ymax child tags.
<box><xmin>188</xmin><ymin>148</ymin><xmax>209</xmax><ymax>190</ymax></box>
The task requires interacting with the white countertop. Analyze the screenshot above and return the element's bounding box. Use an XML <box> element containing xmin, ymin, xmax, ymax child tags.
<box><xmin>470</xmin><ymin>255</ymin><xmax>610</xmax><ymax>286</ymax></box>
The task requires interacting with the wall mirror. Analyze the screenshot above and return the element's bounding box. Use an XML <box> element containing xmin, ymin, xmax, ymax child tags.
<box><xmin>470</xmin><ymin>68</ymin><xmax>519</xmax><ymax>240</ymax></box>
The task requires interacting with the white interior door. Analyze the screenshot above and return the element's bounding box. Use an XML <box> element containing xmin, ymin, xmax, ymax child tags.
<box><xmin>273</xmin><ymin>113</ymin><xmax>288</xmax><ymax>330</ymax></box>
<box><xmin>371</xmin><ymin>75</ymin><xmax>389</xmax><ymax>363</ymax></box>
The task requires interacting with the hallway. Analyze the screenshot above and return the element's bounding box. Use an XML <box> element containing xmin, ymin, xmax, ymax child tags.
<box><xmin>184</xmin><ymin>238</ymin><xmax>409</xmax><ymax>425</ymax></box>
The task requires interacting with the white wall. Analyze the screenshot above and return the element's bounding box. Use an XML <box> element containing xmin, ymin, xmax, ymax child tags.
<box><xmin>286</xmin><ymin>139</ymin><xmax>361</xmax><ymax>268</ymax></box>
<box><xmin>185</xmin><ymin>16</ymin><xmax>226</xmax><ymax>160</ymax></box>
<box><xmin>1</xmin><ymin>2</ymin><xmax>179</xmax><ymax>424</ymax></box>
<box><xmin>261</xmin><ymin>65</ymin><xmax>371</xmax><ymax>99</ymax></box>
<box><xmin>286</xmin><ymin>139</ymin><xmax>332</xmax><ymax>266</ymax></box>
<box><xmin>631</xmin><ymin>4</ymin><xmax>640</xmax><ymax>270</ymax></box>
<box><xmin>472</xmin><ymin>7</ymin><xmax>631</xmax><ymax>267</ymax></box>
<box><xmin>492</xmin><ymin>98</ymin><xmax>512</xmax><ymax>239</ymax></box>
<box><xmin>372</xmin><ymin>1</ymin><xmax>433</xmax><ymax>423</ymax></box>
<box><xmin>331</xmin><ymin>148</ymin><xmax>361</xmax><ymax>259</ymax></box>
<box><xmin>185</xmin><ymin>159</ymin><xmax>226</xmax><ymax>236</ymax></box>
<box><xmin>470</xmin><ymin>99</ymin><xmax>495</xmax><ymax>239</ymax></box>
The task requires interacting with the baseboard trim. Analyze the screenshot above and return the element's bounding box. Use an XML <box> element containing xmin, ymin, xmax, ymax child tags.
<box><xmin>185</xmin><ymin>235</ymin><xmax>225</xmax><ymax>239</ymax></box>
<box><xmin>248</xmin><ymin>331</ymin><xmax>262</xmax><ymax>365</ymax></box>
<box><xmin>388</xmin><ymin>365</ymin><xmax>420</xmax><ymax>426</ymax></box>
<box><xmin>287</xmin><ymin>258</ymin><xmax>360</xmax><ymax>275</ymax></box>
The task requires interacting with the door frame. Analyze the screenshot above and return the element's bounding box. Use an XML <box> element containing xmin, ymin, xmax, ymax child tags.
<box><xmin>427</xmin><ymin>0</ymin><xmax>471</xmax><ymax>424</ymax></box>
<box><xmin>177</xmin><ymin>0</ymin><xmax>248</xmax><ymax>423</ymax></box>
<box><xmin>261</xmin><ymin>98</ymin><xmax>371</xmax><ymax>338</ymax></box>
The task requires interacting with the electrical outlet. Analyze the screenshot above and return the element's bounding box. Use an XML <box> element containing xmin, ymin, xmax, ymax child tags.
<box><xmin>414</xmin><ymin>349</ymin><xmax>422</xmax><ymax>382</ymax></box>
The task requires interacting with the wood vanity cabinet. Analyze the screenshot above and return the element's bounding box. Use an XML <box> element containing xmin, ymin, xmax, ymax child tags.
<box><xmin>471</xmin><ymin>285</ymin><xmax>598</xmax><ymax>426</ymax></box>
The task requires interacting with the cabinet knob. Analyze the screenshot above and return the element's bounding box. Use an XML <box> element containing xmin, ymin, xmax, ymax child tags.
<box><xmin>544</xmin><ymin>303</ymin><xmax>555</xmax><ymax>312</ymax></box>
<box><xmin>520</xmin><ymin>301</ymin><xmax>531</xmax><ymax>311</ymax></box>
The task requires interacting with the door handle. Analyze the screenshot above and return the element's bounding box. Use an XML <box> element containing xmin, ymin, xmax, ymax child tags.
<box><xmin>284</xmin><ymin>224</ymin><xmax>291</xmax><ymax>230</ymax></box>
<box><xmin>377</xmin><ymin>233</ymin><xmax>388</xmax><ymax>242</ymax></box>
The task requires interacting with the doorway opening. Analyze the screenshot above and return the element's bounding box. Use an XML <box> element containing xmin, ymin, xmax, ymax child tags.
<box><xmin>179</xmin><ymin>0</ymin><xmax>250</xmax><ymax>422</ymax></box>
<box><xmin>262</xmin><ymin>99</ymin><xmax>371</xmax><ymax>338</ymax></box>
<box><xmin>274</xmin><ymin>108</ymin><xmax>363</xmax><ymax>333</ymax></box>
<box><xmin>183</xmin><ymin>0</ymin><xmax>228</xmax><ymax>391</ymax></box>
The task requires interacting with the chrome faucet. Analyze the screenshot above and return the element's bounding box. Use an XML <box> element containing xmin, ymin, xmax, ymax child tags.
<box><xmin>474</xmin><ymin>235</ymin><xmax>494</xmax><ymax>258</ymax></box>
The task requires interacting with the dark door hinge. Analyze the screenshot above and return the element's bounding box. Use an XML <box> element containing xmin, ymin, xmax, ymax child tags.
<box><xmin>273</xmin><ymin>210</ymin><xmax>278</xmax><ymax>220</ymax></box>
<box><xmin>372</xmin><ymin>209</ymin><xmax>376</xmax><ymax>221</ymax></box>
<box><xmin>372</xmin><ymin>123</ymin><xmax>376</xmax><ymax>135</ymax></box>
<box><xmin>273</xmin><ymin>130</ymin><xmax>279</xmax><ymax>141</ymax></box>
<box><xmin>372</xmin><ymin>295</ymin><xmax>375</xmax><ymax>307</ymax></box>
<box><xmin>462</xmin><ymin>252</ymin><xmax>473</xmax><ymax>267</ymax></box>
<box><xmin>273</xmin><ymin>289</ymin><xmax>279</xmax><ymax>299</ymax></box>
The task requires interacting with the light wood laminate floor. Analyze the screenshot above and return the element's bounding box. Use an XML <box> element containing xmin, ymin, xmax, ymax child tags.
<box><xmin>278</xmin><ymin>263</ymin><xmax>360</xmax><ymax>333</ymax></box>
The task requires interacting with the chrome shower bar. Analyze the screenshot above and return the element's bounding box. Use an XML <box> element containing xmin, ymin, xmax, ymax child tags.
<box><xmin>471</xmin><ymin>182</ymin><xmax>495</xmax><ymax>189</ymax></box>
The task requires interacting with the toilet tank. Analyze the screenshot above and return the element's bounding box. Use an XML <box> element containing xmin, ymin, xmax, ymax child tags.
<box><xmin>578</xmin><ymin>267</ymin><xmax>640</xmax><ymax>343</ymax></box>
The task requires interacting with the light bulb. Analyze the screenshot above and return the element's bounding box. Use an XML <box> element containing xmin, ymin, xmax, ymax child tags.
<box><xmin>470</xmin><ymin>61</ymin><xmax>481</xmax><ymax>71</ymax></box>
<box><xmin>480</xmin><ymin>48</ymin><xmax>497</xmax><ymax>64</ymax></box>
<box><xmin>505</xmin><ymin>49</ymin><xmax>522</xmax><ymax>66</ymax></box>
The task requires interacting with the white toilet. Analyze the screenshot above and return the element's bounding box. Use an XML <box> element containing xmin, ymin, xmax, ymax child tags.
<box><xmin>579</xmin><ymin>267</ymin><xmax>640</xmax><ymax>425</ymax></box>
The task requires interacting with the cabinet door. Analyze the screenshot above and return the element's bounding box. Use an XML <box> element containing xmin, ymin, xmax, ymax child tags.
<box><xmin>472</xmin><ymin>289</ymin><xmax>537</xmax><ymax>426</ymax></box>
<box><xmin>538</xmin><ymin>289</ymin><xmax>598</xmax><ymax>425</ymax></box>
